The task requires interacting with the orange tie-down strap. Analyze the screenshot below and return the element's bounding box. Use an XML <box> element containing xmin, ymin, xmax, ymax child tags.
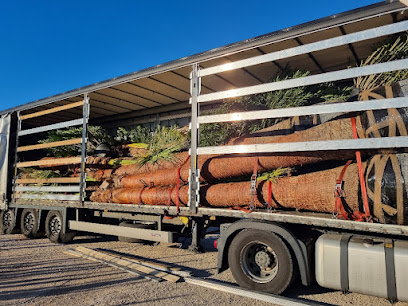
<box><xmin>334</xmin><ymin>115</ymin><xmax>372</xmax><ymax>222</ymax></box>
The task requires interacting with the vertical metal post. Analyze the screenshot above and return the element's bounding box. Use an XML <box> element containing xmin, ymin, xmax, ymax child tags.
<box><xmin>79</xmin><ymin>94</ymin><xmax>90</xmax><ymax>204</ymax></box>
<box><xmin>11</xmin><ymin>111</ymin><xmax>22</xmax><ymax>208</ymax></box>
<box><xmin>189</xmin><ymin>64</ymin><xmax>201</xmax><ymax>213</ymax></box>
<box><xmin>189</xmin><ymin>218</ymin><xmax>204</xmax><ymax>253</ymax></box>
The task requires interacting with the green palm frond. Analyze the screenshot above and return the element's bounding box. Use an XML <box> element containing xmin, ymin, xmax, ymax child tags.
<box><xmin>257</xmin><ymin>167</ymin><xmax>291</xmax><ymax>183</ymax></box>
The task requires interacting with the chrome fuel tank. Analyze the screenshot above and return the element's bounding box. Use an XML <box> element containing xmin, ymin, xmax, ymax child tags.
<box><xmin>315</xmin><ymin>233</ymin><xmax>408</xmax><ymax>302</ymax></box>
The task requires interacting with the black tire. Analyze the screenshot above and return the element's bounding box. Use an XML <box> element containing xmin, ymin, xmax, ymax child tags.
<box><xmin>20</xmin><ymin>209</ymin><xmax>43</xmax><ymax>238</ymax></box>
<box><xmin>0</xmin><ymin>209</ymin><xmax>16</xmax><ymax>235</ymax></box>
<box><xmin>118</xmin><ymin>221</ymin><xmax>152</xmax><ymax>243</ymax></box>
<box><xmin>45</xmin><ymin>210</ymin><xmax>76</xmax><ymax>244</ymax></box>
<box><xmin>228</xmin><ymin>229</ymin><xmax>294</xmax><ymax>294</ymax></box>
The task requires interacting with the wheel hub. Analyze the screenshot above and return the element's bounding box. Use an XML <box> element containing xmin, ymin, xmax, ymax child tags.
<box><xmin>3</xmin><ymin>211</ymin><xmax>12</xmax><ymax>229</ymax></box>
<box><xmin>24</xmin><ymin>212</ymin><xmax>35</xmax><ymax>231</ymax></box>
<box><xmin>255</xmin><ymin>250</ymin><xmax>271</xmax><ymax>268</ymax></box>
<box><xmin>241</xmin><ymin>242</ymin><xmax>279</xmax><ymax>283</ymax></box>
<box><xmin>50</xmin><ymin>216</ymin><xmax>61</xmax><ymax>237</ymax></box>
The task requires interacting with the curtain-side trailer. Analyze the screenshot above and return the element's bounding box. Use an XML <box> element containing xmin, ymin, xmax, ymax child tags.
<box><xmin>1</xmin><ymin>0</ymin><xmax>408</xmax><ymax>301</ymax></box>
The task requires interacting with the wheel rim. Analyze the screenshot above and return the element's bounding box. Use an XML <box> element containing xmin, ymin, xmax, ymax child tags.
<box><xmin>241</xmin><ymin>240</ymin><xmax>279</xmax><ymax>283</ymax></box>
<box><xmin>3</xmin><ymin>211</ymin><xmax>13</xmax><ymax>230</ymax></box>
<box><xmin>23</xmin><ymin>212</ymin><xmax>35</xmax><ymax>232</ymax></box>
<box><xmin>49</xmin><ymin>215</ymin><xmax>61</xmax><ymax>238</ymax></box>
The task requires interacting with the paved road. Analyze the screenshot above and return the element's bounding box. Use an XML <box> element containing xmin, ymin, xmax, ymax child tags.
<box><xmin>0</xmin><ymin>234</ymin><xmax>405</xmax><ymax>305</ymax></box>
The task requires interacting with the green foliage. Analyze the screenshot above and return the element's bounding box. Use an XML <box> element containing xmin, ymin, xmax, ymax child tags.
<box><xmin>262</xmin><ymin>70</ymin><xmax>313</xmax><ymax>109</ymax></box>
<box><xmin>116</xmin><ymin>126</ymin><xmax>151</xmax><ymax>144</ymax></box>
<box><xmin>356</xmin><ymin>32</ymin><xmax>408</xmax><ymax>90</ymax></box>
<box><xmin>137</xmin><ymin>125</ymin><xmax>188</xmax><ymax>166</ymax></box>
<box><xmin>39</xmin><ymin>126</ymin><xmax>113</xmax><ymax>157</ymax></box>
<box><xmin>87</xmin><ymin>126</ymin><xmax>114</xmax><ymax>150</ymax></box>
<box><xmin>199</xmin><ymin>67</ymin><xmax>352</xmax><ymax>146</ymax></box>
<box><xmin>108</xmin><ymin>158</ymin><xmax>140</xmax><ymax>167</ymax></box>
<box><xmin>257</xmin><ymin>167</ymin><xmax>291</xmax><ymax>183</ymax></box>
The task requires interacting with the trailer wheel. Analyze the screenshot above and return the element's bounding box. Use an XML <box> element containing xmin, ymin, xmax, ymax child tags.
<box><xmin>228</xmin><ymin>229</ymin><xmax>294</xmax><ymax>294</ymax></box>
<box><xmin>20</xmin><ymin>209</ymin><xmax>43</xmax><ymax>238</ymax></box>
<box><xmin>45</xmin><ymin>211</ymin><xmax>75</xmax><ymax>244</ymax></box>
<box><xmin>118</xmin><ymin>221</ymin><xmax>151</xmax><ymax>243</ymax></box>
<box><xmin>0</xmin><ymin>209</ymin><xmax>16</xmax><ymax>235</ymax></box>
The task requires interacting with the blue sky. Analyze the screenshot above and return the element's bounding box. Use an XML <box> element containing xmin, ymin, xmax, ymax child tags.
<box><xmin>0</xmin><ymin>0</ymin><xmax>379</xmax><ymax>110</ymax></box>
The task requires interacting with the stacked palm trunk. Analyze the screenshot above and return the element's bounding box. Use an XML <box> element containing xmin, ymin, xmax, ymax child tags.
<box><xmin>89</xmin><ymin>84</ymin><xmax>408</xmax><ymax>225</ymax></box>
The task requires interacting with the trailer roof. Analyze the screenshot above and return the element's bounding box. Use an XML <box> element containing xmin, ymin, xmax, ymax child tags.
<box><xmin>2</xmin><ymin>0</ymin><xmax>408</xmax><ymax>125</ymax></box>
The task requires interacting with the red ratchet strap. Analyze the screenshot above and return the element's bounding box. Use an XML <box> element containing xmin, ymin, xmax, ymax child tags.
<box><xmin>334</xmin><ymin>161</ymin><xmax>367</xmax><ymax>222</ymax></box>
<box><xmin>334</xmin><ymin>160</ymin><xmax>355</xmax><ymax>220</ymax></box>
<box><xmin>333</xmin><ymin>115</ymin><xmax>371</xmax><ymax>222</ymax></box>
<box><xmin>350</xmin><ymin>115</ymin><xmax>371</xmax><ymax>220</ymax></box>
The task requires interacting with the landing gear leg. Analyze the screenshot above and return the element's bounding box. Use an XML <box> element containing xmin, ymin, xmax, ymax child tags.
<box><xmin>189</xmin><ymin>219</ymin><xmax>204</xmax><ymax>253</ymax></box>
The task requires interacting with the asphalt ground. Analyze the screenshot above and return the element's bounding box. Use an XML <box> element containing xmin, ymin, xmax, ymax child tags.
<box><xmin>0</xmin><ymin>233</ymin><xmax>406</xmax><ymax>306</ymax></box>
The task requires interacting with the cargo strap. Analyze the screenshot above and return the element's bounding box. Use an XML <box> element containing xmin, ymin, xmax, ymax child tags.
<box><xmin>350</xmin><ymin>115</ymin><xmax>371</xmax><ymax>220</ymax></box>
<box><xmin>334</xmin><ymin>161</ymin><xmax>367</xmax><ymax>222</ymax></box>
<box><xmin>384</xmin><ymin>239</ymin><xmax>397</xmax><ymax>303</ymax></box>
<box><xmin>267</xmin><ymin>180</ymin><xmax>273</xmax><ymax>211</ymax></box>
<box><xmin>334</xmin><ymin>115</ymin><xmax>373</xmax><ymax>222</ymax></box>
<box><xmin>249</xmin><ymin>157</ymin><xmax>259</xmax><ymax>211</ymax></box>
<box><xmin>340</xmin><ymin>234</ymin><xmax>352</xmax><ymax>294</ymax></box>
<box><xmin>334</xmin><ymin>160</ymin><xmax>359</xmax><ymax>220</ymax></box>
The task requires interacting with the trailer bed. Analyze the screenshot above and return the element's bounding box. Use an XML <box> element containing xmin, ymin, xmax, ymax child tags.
<box><xmin>11</xmin><ymin>199</ymin><xmax>408</xmax><ymax>236</ymax></box>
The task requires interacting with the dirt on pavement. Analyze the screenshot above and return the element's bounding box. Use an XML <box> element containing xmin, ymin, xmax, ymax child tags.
<box><xmin>0</xmin><ymin>233</ymin><xmax>406</xmax><ymax>306</ymax></box>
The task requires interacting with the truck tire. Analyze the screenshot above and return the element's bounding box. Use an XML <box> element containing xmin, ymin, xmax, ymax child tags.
<box><xmin>20</xmin><ymin>209</ymin><xmax>43</xmax><ymax>238</ymax></box>
<box><xmin>45</xmin><ymin>210</ymin><xmax>75</xmax><ymax>244</ymax></box>
<box><xmin>228</xmin><ymin>229</ymin><xmax>294</xmax><ymax>294</ymax></box>
<box><xmin>118</xmin><ymin>221</ymin><xmax>151</xmax><ymax>243</ymax></box>
<box><xmin>0</xmin><ymin>209</ymin><xmax>16</xmax><ymax>235</ymax></box>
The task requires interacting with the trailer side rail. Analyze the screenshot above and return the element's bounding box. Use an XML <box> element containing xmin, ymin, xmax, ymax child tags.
<box><xmin>188</xmin><ymin>18</ymin><xmax>408</xmax><ymax>212</ymax></box>
<box><xmin>12</xmin><ymin>97</ymin><xmax>90</xmax><ymax>203</ymax></box>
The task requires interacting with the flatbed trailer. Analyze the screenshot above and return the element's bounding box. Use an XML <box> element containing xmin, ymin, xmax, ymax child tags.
<box><xmin>2</xmin><ymin>0</ymin><xmax>408</xmax><ymax>301</ymax></box>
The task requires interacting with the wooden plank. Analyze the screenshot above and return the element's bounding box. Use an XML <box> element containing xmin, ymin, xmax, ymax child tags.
<box><xmin>20</xmin><ymin>101</ymin><xmax>83</xmax><ymax>120</ymax></box>
<box><xmin>184</xmin><ymin>278</ymin><xmax>308</xmax><ymax>305</ymax></box>
<box><xmin>97</xmin><ymin>249</ymin><xmax>191</xmax><ymax>277</ymax></box>
<box><xmin>64</xmin><ymin>249</ymin><xmax>161</xmax><ymax>282</ymax></box>
<box><xmin>63</xmin><ymin>250</ymin><xmax>100</xmax><ymax>263</ymax></box>
<box><xmin>18</xmin><ymin>138</ymin><xmax>82</xmax><ymax>152</ymax></box>
<box><xmin>17</xmin><ymin>156</ymin><xmax>81</xmax><ymax>168</ymax></box>
<box><xmin>69</xmin><ymin>221</ymin><xmax>175</xmax><ymax>243</ymax></box>
<box><xmin>16</xmin><ymin>177</ymin><xmax>80</xmax><ymax>184</ymax></box>
<box><xmin>75</xmin><ymin>246</ymin><xmax>180</xmax><ymax>283</ymax></box>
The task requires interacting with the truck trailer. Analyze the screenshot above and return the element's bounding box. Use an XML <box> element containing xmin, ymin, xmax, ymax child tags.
<box><xmin>1</xmin><ymin>0</ymin><xmax>408</xmax><ymax>301</ymax></box>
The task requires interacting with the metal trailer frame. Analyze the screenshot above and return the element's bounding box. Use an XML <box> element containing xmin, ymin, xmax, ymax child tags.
<box><xmin>5</xmin><ymin>1</ymin><xmax>408</xmax><ymax>242</ymax></box>
<box><xmin>186</xmin><ymin>15</ymin><xmax>408</xmax><ymax>232</ymax></box>
<box><xmin>12</xmin><ymin>97</ymin><xmax>89</xmax><ymax>204</ymax></box>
